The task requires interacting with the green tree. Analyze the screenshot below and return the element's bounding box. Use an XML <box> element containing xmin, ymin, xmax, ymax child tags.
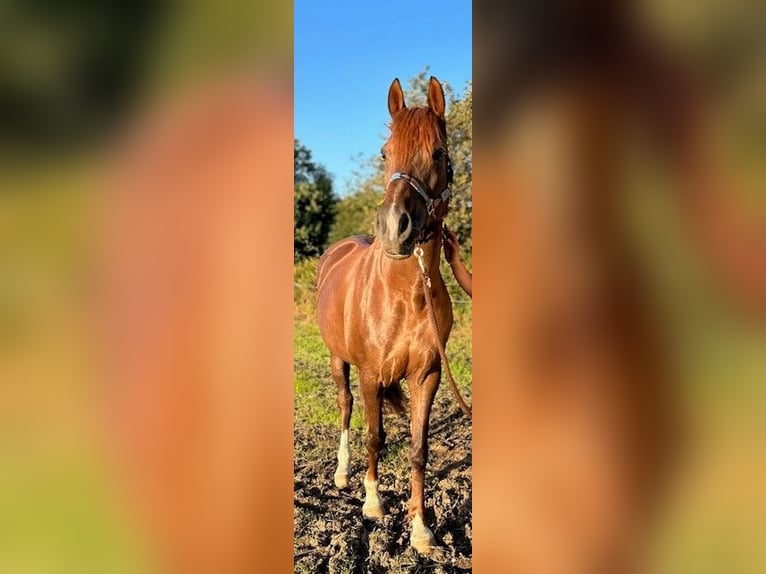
<box><xmin>294</xmin><ymin>139</ymin><xmax>337</xmax><ymax>261</ymax></box>
<box><xmin>329</xmin><ymin>68</ymin><xmax>472</xmax><ymax>256</ymax></box>
<box><xmin>327</xmin><ymin>153</ymin><xmax>384</xmax><ymax>243</ymax></box>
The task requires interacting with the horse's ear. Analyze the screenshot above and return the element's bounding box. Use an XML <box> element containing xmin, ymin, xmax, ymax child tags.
<box><xmin>427</xmin><ymin>76</ymin><xmax>446</xmax><ymax>119</ymax></box>
<box><xmin>388</xmin><ymin>78</ymin><xmax>406</xmax><ymax>117</ymax></box>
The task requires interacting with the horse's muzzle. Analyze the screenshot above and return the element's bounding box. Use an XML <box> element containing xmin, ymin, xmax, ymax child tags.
<box><xmin>376</xmin><ymin>202</ymin><xmax>419</xmax><ymax>259</ymax></box>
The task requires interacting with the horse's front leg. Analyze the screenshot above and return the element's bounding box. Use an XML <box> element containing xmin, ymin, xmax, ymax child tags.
<box><xmin>360</xmin><ymin>374</ymin><xmax>385</xmax><ymax>519</ymax></box>
<box><xmin>407</xmin><ymin>368</ymin><xmax>440</xmax><ymax>553</ymax></box>
<box><xmin>331</xmin><ymin>355</ymin><xmax>353</xmax><ymax>488</ymax></box>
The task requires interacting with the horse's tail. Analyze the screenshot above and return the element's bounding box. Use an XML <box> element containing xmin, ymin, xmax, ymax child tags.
<box><xmin>382</xmin><ymin>384</ymin><xmax>407</xmax><ymax>415</ymax></box>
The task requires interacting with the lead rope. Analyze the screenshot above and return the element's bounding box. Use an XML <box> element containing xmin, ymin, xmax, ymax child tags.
<box><xmin>413</xmin><ymin>245</ymin><xmax>472</xmax><ymax>419</ymax></box>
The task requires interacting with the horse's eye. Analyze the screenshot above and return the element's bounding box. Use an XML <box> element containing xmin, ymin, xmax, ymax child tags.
<box><xmin>380</xmin><ymin>148</ymin><xmax>386</xmax><ymax>160</ymax></box>
<box><xmin>432</xmin><ymin>149</ymin><xmax>445</xmax><ymax>161</ymax></box>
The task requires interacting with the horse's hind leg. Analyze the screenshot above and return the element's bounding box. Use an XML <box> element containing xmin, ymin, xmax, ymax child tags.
<box><xmin>360</xmin><ymin>373</ymin><xmax>385</xmax><ymax>519</ymax></box>
<box><xmin>332</xmin><ymin>355</ymin><xmax>353</xmax><ymax>488</ymax></box>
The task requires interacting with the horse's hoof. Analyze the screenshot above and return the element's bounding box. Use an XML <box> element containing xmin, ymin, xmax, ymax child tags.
<box><xmin>333</xmin><ymin>472</ymin><xmax>349</xmax><ymax>489</ymax></box>
<box><xmin>410</xmin><ymin>532</ymin><xmax>436</xmax><ymax>554</ymax></box>
<box><xmin>362</xmin><ymin>500</ymin><xmax>385</xmax><ymax>519</ymax></box>
<box><xmin>410</xmin><ymin>518</ymin><xmax>436</xmax><ymax>554</ymax></box>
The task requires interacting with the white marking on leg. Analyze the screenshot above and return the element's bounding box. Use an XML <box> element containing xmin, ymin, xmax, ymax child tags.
<box><xmin>333</xmin><ymin>429</ymin><xmax>350</xmax><ymax>488</ymax></box>
<box><xmin>410</xmin><ymin>514</ymin><xmax>436</xmax><ymax>553</ymax></box>
<box><xmin>362</xmin><ymin>475</ymin><xmax>384</xmax><ymax>518</ymax></box>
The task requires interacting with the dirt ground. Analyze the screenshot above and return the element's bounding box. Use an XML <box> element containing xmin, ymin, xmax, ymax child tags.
<box><xmin>294</xmin><ymin>387</ymin><xmax>473</xmax><ymax>573</ymax></box>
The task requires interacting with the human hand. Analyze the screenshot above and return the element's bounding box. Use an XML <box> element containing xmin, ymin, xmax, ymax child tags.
<box><xmin>442</xmin><ymin>225</ymin><xmax>460</xmax><ymax>264</ymax></box>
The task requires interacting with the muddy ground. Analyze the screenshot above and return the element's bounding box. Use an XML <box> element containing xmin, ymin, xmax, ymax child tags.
<box><xmin>294</xmin><ymin>387</ymin><xmax>472</xmax><ymax>573</ymax></box>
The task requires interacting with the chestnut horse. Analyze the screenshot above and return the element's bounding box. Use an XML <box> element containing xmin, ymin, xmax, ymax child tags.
<box><xmin>316</xmin><ymin>76</ymin><xmax>457</xmax><ymax>554</ymax></box>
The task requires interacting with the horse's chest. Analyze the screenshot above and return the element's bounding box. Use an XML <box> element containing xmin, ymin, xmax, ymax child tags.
<box><xmin>360</xmin><ymin>306</ymin><xmax>439</xmax><ymax>384</ymax></box>
<box><xmin>378</xmin><ymin>328</ymin><xmax>434</xmax><ymax>384</ymax></box>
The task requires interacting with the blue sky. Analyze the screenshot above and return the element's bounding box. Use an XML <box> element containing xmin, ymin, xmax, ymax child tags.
<box><xmin>294</xmin><ymin>1</ymin><xmax>472</xmax><ymax>195</ymax></box>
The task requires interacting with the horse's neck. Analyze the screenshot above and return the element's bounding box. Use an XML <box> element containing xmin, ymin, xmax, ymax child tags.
<box><xmin>419</xmin><ymin>238</ymin><xmax>443</xmax><ymax>276</ymax></box>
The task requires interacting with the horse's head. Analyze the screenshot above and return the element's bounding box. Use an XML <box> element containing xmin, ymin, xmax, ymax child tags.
<box><xmin>376</xmin><ymin>76</ymin><xmax>453</xmax><ymax>259</ymax></box>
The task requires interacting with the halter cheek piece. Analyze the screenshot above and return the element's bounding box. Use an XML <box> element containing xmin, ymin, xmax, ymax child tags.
<box><xmin>387</xmin><ymin>156</ymin><xmax>453</xmax><ymax>220</ymax></box>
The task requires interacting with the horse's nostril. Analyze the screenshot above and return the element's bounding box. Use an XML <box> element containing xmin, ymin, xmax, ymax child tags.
<box><xmin>398</xmin><ymin>213</ymin><xmax>411</xmax><ymax>237</ymax></box>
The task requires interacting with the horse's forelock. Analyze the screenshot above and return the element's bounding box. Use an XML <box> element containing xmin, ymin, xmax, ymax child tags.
<box><xmin>387</xmin><ymin>108</ymin><xmax>446</xmax><ymax>173</ymax></box>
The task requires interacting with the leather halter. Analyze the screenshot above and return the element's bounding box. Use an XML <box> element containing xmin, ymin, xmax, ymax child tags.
<box><xmin>387</xmin><ymin>172</ymin><xmax>451</xmax><ymax>219</ymax></box>
<box><xmin>385</xmin><ymin>156</ymin><xmax>453</xmax><ymax>243</ymax></box>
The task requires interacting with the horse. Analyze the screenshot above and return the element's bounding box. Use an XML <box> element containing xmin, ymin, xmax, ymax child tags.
<box><xmin>315</xmin><ymin>76</ymin><xmax>459</xmax><ymax>554</ymax></box>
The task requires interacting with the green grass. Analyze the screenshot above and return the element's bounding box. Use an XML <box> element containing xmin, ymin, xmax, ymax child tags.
<box><xmin>293</xmin><ymin>319</ymin><xmax>367</xmax><ymax>428</ymax></box>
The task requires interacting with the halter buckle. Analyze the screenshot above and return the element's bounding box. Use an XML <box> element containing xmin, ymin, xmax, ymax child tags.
<box><xmin>413</xmin><ymin>245</ymin><xmax>431</xmax><ymax>288</ymax></box>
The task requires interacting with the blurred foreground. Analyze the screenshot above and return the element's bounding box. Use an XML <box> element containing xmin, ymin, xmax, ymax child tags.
<box><xmin>1</xmin><ymin>1</ymin><xmax>293</xmax><ymax>573</ymax></box>
<box><xmin>473</xmin><ymin>0</ymin><xmax>765</xmax><ymax>572</ymax></box>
